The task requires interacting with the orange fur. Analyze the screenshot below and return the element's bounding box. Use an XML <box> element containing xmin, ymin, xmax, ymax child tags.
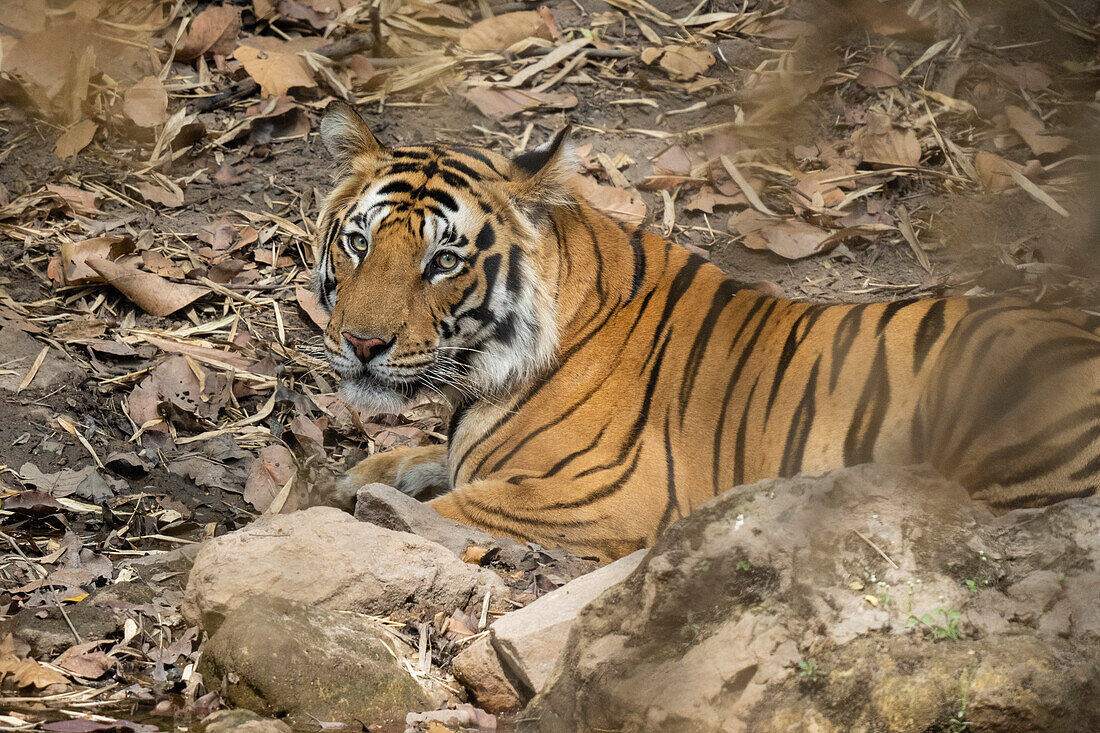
<box><xmin>312</xmin><ymin>105</ymin><xmax>1100</xmax><ymax>562</ymax></box>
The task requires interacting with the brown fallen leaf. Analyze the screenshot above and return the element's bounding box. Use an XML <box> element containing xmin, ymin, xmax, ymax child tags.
<box><xmin>244</xmin><ymin>445</ymin><xmax>297</xmax><ymax>513</ymax></box>
<box><xmin>61</xmin><ymin>236</ymin><xmax>135</xmax><ymax>285</ymax></box>
<box><xmin>572</xmin><ymin>175</ymin><xmax>646</xmax><ymax>225</ymax></box>
<box><xmin>853</xmin><ymin>113</ymin><xmax>921</xmax><ymax>167</ymax></box>
<box><xmin>739</xmin><ymin>217</ymin><xmax>835</xmax><ymax>260</ymax></box>
<box><xmin>754</xmin><ymin>19</ymin><xmax>816</xmax><ymax>39</ymax></box>
<box><xmin>1004</xmin><ymin>105</ymin><xmax>1072</xmax><ymax>156</ymax></box>
<box><xmin>234</xmin><ymin>39</ymin><xmax>320</xmax><ymax>98</ymax></box>
<box><xmin>973</xmin><ymin>151</ymin><xmax>1024</xmax><ymax>193</ymax></box>
<box><xmin>458</xmin><ymin>11</ymin><xmax>553</xmax><ymax>52</ymax></box>
<box><xmin>658</xmin><ymin>45</ymin><xmax>714</xmax><ymax>81</ymax></box>
<box><xmin>53</xmin><ymin>647</ymin><xmax>114</xmax><ymax>679</ymax></box>
<box><xmin>462</xmin><ymin>86</ymin><xmax>577</xmax><ymax>120</ymax></box>
<box><xmin>85</xmin><ymin>256</ymin><xmax>208</xmax><ymax>316</ymax></box>
<box><xmin>0</xmin><ymin>635</ymin><xmax>69</xmax><ymax>690</ymax></box>
<box><xmin>136</xmin><ymin>181</ymin><xmax>184</xmax><ymax>208</ymax></box>
<box><xmin>684</xmin><ymin>188</ymin><xmax>746</xmax><ymax>213</ymax></box>
<box><xmin>995</xmin><ymin>62</ymin><xmax>1052</xmax><ymax>92</ymax></box>
<box><xmin>296</xmin><ymin>286</ymin><xmax>329</xmax><ymax>329</ymax></box>
<box><xmin>45</xmin><ymin>184</ymin><xmax>101</xmax><ymax>215</ymax></box>
<box><xmin>177</xmin><ymin>6</ymin><xmax>242</xmax><ymax>62</ymax></box>
<box><xmin>857</xmin><ymin>53</ymin><xmax>900</xmax><ymax>88</ymax></box>
<box><xmin>54</xmin><ymin>119</ymin><xmax>97</xmax><ymax>159</ymax></box>
<box><xmin>122</xmin><ymin>76</ymin><xmax>168</xmax><ymax>128</ymax></box>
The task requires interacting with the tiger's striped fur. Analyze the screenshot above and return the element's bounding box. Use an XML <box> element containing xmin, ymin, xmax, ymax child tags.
<box><xmin>311</xmin><ymin>102</ymin><xmax>1100</xmax><ymax>562</ymax></box>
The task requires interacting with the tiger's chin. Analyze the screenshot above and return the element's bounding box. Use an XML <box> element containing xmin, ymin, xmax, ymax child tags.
<box><xmin>339</xmin><ymin>375</ymin><xmax>419</xmax><ymax>415</ymax></box>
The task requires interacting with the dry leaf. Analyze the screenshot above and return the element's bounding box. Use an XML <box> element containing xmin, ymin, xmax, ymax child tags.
<box><xmin>853</xmin><ymin>114</ymin><xmax>920</xmax><ymax>167</ymax></box>
<box><xmin>857</xmin><ymin>54</ymin><xmax>900</xmax><ymax>88</ymax></box>
<box><xmin>54</xmin><ymin>119</ymin><xmax>97</xmax><ymax>159</ymax></box>
<box><xmin>658</xmin><ymin>45</ymin><xmax>714</xmax><ymax>81</ymax></box>
<box><xmin>572</xmin><ymin>175</ymin><xmax>646</xmax><ymax>225</ymax></box>
<box><xmin>462</xmin><ymin>86</ymin><xmax>577</xmax><ymax>120</ymax></box>
<box><xmin>1004</xmin><ymin>105</ymin><xmax>1071</xmax><ymax>156</ymax></box>
<box><xmin>459</xmin><ymin>11</ymin><xmax>552</xmax><ymax>52</ymax></box>
<box><xmin>46</xmin><ymin>184</ymin><xmax>100</xmax><ymax>215</ymax></box>
<box><xmin>996</xmin><ymin>62</ymin><xmax>1052</xmax><ymax>92</ymax></box>
<box><xmin>296</xmin><ymin>286</ymin><xmax>329</xmax><ymax>329</ymax></box>
<box><xmin>177</xmin><ymin>6</ymin><xmax>242</xmax><ymax>62</ymax></box>
<box><xmin>85</xmin><ymin>257</ymin><xmax>208</xmax><ymax>316</ymax></box>
<box><xmin>122</xmin><ymin>76</ymin><xmax>168</xmax><ymax>128</ymax></box>
<box><xmin>244</xmin><ymin>445</ymin><xmax>296</xmax><ymax>512</ymax></box>
<box><xmin>0</xmin><ymin>635</ymin><xmax>68</xmax><ymax>689</ymax></box>
<box><xmin>61</xmin><ymin>236</ymin><xmax>135</xmax><ymax>285</ymax></box>
<box><xmin>137</xmin><ymin>181</ymin><xmax>184</xmax><ymax>208</ymax></box>
<box><xmin>733</xmin><ymin>213</ymin><xmax>834</xmax><ymax>260</ymax></box>
<box><xmin>684</xmin><ymin>188</ymin><xmax>746</xmax><ymax>213</ymax></box>
<box><xmin>234</xmin><ymin>42</ymin><xmax>318</xmax><ymax>98</ymax></box>
<box><xmin>755</xmin><ymin>19</ymin><xmax>815</xmax><ymax>40</ymax></box>
<box><xmin>973</xmin><ymin>151</ymin><xmax>1024</xmax><ymax>193</ymax></box>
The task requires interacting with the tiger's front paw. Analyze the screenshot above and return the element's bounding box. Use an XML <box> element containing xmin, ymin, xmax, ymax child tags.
<box><xmin>344</xmin><ymin>444</ymin><xmax>451</xmax><ymax>501</ymax></box>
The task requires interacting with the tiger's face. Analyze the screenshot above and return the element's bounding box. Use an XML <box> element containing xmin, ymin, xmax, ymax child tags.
<box><xmin>312</xmin><ymin>102</ymin><xmax>573</xmax><ymax>413</ymax></box>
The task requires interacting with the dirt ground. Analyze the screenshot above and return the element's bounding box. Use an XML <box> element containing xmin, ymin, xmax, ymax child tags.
<box><xmin>0</xmin><ymin>0</ymin><xmax>1097</xmax><ymax>728</ymax></box>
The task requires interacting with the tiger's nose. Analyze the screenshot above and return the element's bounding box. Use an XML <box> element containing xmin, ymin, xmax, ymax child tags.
<box><xmin>342</xmin><ymin>332</ymin><xmax>388</xmax><ymax>363</ymax></box>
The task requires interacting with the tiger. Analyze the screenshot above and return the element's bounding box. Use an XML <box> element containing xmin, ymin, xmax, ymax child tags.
<box><xmin>309</xmin><ymin>100</ymin><xmax>1100</xmax><ymax>563</ymax></box>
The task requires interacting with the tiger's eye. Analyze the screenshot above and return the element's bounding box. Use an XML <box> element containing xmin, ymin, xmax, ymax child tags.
<box><xmin>433</xmin><ymin>251</ymin><xmax>459</xmax><ymax>271</ymax></box>
<box><xmin>349</xmin><ymin>233</ymin><xmax>368</xmax><ymax>252</ymax></box>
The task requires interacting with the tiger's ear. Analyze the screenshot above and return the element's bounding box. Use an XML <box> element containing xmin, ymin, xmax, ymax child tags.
<box><xmin>507</xmin><ymin>126</ymin><xmax>576</xmax><ymax>208</ymax></box>
<box><xmin>319</xmin><ymin>100</ymin><xmax>384</xmax><ymax>169</ymax></box>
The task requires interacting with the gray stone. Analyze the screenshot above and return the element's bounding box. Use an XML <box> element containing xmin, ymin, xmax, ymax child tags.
<box><xmin>201</xmin><ymin>596</ymin><xmax>429</xmax><ymax>725</ymax></box>
<box><xmin>522</xmin><ymin>465</ymin><xmax>1100</xmax><ymax>732</ymax></box>
<box><xmin>490</xmin><ymin>549</ymin><xmax>646</xmax><ymax>699</ymax></box>
<box><xmin>354</xmin><ymin>482</ymin><xmax>506</xmax><ymax>557</ymax></box>
<box><xmin>183</xmin><ymin>507</ymin><xmax>508</xmax><ymax>633</ymax></box>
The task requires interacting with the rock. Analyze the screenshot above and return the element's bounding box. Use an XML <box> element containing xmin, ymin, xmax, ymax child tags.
<box><xmin>200</xmin><ymin>596</ymin><xmax>429</xmax><ymax>725</ymax></box>
<box><xmin>202</xmin><ymin>710</ymin><xmax>292</xmax><ymax>733</ymax></box>
<box><xmin>2</xmin><ymin>581</ymin><xmax>157</xmax><ymax>657</ymax></box>
<box><xmin>451</xmin><ymin>636</ymin><xmax>522</xmax><ymax>713</ymax></box>
<box><xmin>522</xmin><ymin>465</ymin><xmax>1100</xmax><ymax>732</ymax></box>
<box><xmin>491</xmin><ymin>549</ymin><xmax>645</xmax><ymax>699</ymax></box>
<box><xmin>122</xmin><ymin>544</ymin><xmax>202</xmax><ymax>589</ymax></box>
<box><xmin>355</xmin><ymin>482</ymin><xmax>509</xmax><ymax>557</ymax></box>
<box><xmin>183</xmin><ymin>507</ymin><xmax>507</xmax><ymax>633</ymax></box>
<box><xmin>405</xmin><ymin>705</ymin><xmax>497</xmax><ymax>732</ymax></box>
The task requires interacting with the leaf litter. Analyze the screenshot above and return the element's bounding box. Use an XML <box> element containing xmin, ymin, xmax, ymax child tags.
<box><xmin>0</xmin><ymin>0</ymin><xmax>1097</xmax><ymax>729</ymax></box>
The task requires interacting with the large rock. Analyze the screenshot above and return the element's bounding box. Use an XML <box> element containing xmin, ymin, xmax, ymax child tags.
<box><xmin>490</xmin><ymin>549</ymin><xmax>646</xmax><ymax>699</ymax></box>
<box><xmin>200</xmin><ymin>596</ymin><xmax>429</xmax><ymax>725</ymax></box>
<box><xmin>354</xmin><ymin>482</ymin><xmax>506</xmax><ymax>557</ymax></box>
<box><xmin>522</xmin><ymin>465</ymin><xmax>1100</xmax><ymax>732</ymax></box>
<box><xmin>183</xmin><ymin>507</ymin><xmax>507</xmax><ymax>633</ymax></box>
<box><xmin>451</xmin><ymin>636</ymin><xmax>523</xmax><ymax>713</ymax></box>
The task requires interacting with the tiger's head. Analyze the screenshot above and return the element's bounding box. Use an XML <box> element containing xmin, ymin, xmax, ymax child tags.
<box><xmin>312</xmin><ymin>102</ymin><xmax>575</xmax><ymax>413</ymax></box>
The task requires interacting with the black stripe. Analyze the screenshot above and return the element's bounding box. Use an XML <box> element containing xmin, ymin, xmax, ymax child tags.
<box><xmin>628</xmin><ymin>228</ymin><xmax>646</xmax><ymax>302</ymax></box>
<box><xmin>764</xmin><ymin>305</ymin><xmax>824</xmax><ymax>423</ymax></box>
<box><xmin>730</xmin><ymin>377</ymin><xmax>760</xmax><ymax>488</ymax></box>
<box><xmin>545</xmin><ymin>441</ymin><xmax>642</xmax><ymax>510</ymax></box>
<box><xmin>778</xmin><ymin>356</ymin><xmax>821</xmax><ymax>477</ymax></box>
<box><xmin>656</xmin><ymin>415</ymin><xmax>682</xmax><ymax>535</ymax></box>
<box><xmin>678</xmin><ymin>280</ymin><xmax>737</xmax><ymax>423</ymax></box>
<box><xmin>830</xmin><ymin>304</ymin><xmax>866</xmax><ymax>391</ymax></box>
<box><xmin>576</xmin><ymin>327</ymin><xmax>675</xmax><ymax>478</ymax></box>
<box><xmin>912</xmin><ymin>299</ymin><xmax>947</xmax><ymax>373</ymax></box>
<box><xmin>970</xmin><ymin>404</ymin><xmax>1100</xmax><ymax>487</ymax></box>
<box><xmin>505</xmin><ymin>244</ymin><xmax>524</xmax><ymax>296</ymax></box>
<box><xmin>875</xmin><ymin>298</ymin><xmax>918</xmax><ymax>335</ymax></box>
<box><xmin>843</xmin><ymin>338</ymin><xmax>890</xmax><ymax>465</ymax></box>
<box><xmin>376</xmin><ymin>180</ymin><xmax>414</xmax><ymax>196</ymax></box>
<box><xmin>421</xmin><ymin>188</ymin><xmax>458</xmax><ymax>211</ymax></box>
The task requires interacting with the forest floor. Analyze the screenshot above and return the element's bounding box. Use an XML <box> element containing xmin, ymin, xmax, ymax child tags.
<box><xmin>0</xmin><ymin>0</ymin><xmax>1097</xmax><ymax>729</ymax></box>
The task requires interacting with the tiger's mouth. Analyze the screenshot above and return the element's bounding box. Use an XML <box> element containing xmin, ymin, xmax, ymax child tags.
<box><xmin>337</xmin><ymin>366</ymin><xmax>423</xmax><ymax>414</ymax></box>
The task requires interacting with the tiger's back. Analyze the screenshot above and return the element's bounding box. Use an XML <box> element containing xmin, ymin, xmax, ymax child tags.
<box><xmin>312</xmin><ymin>103</ymin><xmax>1100</xmax><ymax>562</ymax></box>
